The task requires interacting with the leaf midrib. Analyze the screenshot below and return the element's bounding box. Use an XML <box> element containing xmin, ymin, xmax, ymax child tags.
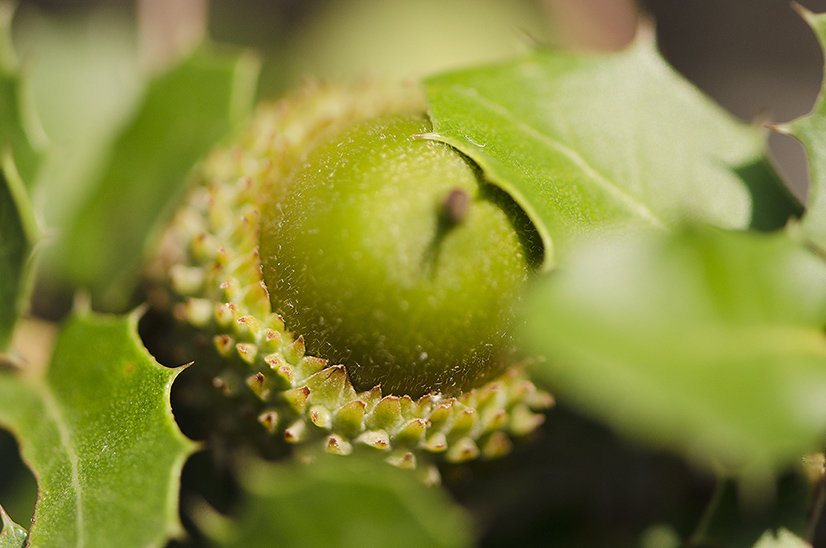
<box><xmin>443</xmin><ymin>84</ymin><xmax>668</xmax><ymax>229</ymax></box>
<box><xmin>40</xmin><ymin>381</ymin><xmax>84</xmax><ymax>547</ymax></box>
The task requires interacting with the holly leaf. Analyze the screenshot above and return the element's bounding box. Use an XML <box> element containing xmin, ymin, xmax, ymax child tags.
<box><xmin>205</xmin><ymin>456</ymin><xmax>473</xmax><ymax>548</ymax></box>
<box><xmin>786</xmin><ymin>7</ymin><xmax>826</xmax><ymax>252</ymax></box>
<box><xmin>0</xmin><ymin>310</ymin><xmax>196</xmax><ymax>547</ymax></box>
<box><xmin>0</xmin><ymin>505</ymin><xmax>26</xmax><ymax>548</ymax></box>
<box><xmin>425</xmin><ymin>34</ymin><xmax>798</xmax><ymax>269</ymax></box>
<box><xmin>0</xmin><ymin>154</ymin><xmax>35</xmax><ymax>352</ymax></box>
<box><xmin>520</xmin><ymin>226</ymin><xmax>826</xmax><ymax>478</ymax></box>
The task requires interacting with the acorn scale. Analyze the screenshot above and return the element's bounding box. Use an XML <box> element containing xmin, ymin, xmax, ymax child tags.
<box><xmin>157</xmin><ymin>81</ymin><xmax>553</xmax><ymax>478</ymax></box>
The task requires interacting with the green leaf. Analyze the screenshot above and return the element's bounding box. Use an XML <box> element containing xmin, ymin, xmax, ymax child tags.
<box><xmin>425</xmin><ymin>36</ymin><xmax>799</xmax><ymax>269</ymax></box>
<box><xmin>47</xmin><ymin>42</ymin><xmax>258</xmax><ymax>307</ymax></box>
<box><xmin>521</xmin><ymin>226</ymin><xmax>826</xmax><ymax>477</ymax></box>
<box><xmin>0</xmin><ymin>505</ymin><xmax>26</xmax><ymax>548</ymax></box>
<box><xmin>206</xmin><ymin>456</ymin><xmax>473</xmax><ymax>548</ymax></box>
<box><xmin>753</xmin><ymin>528</ymin><xmax>811</xmax><ymax>548</ymax></box>
<box><xmin>0</xmin><ymin>2</ymin><xmax>42</xmax><ymax>352</ymax></box>
<box><xmin>0</xmin><ymin>153</ymin><xmax>35</xmax><ymax>352</ymax></box>
<box><xmin>0</xmin><ymin>2</ymin><xmax>41</xmax><ymax>186</ymax></box>
<box><xmin>16</xmin><ymin>7</ymin><xmax>144</xmax><ymax>230</ymax></box>
<box><xmin>0</xmin><ymin>310</ymin><xmax>196</xmax><ymax>547</ymax></box>
<box><xmin>787</xmin><ymin>7</ymin><xmax>826</xmax><ymax>252</ymax></box>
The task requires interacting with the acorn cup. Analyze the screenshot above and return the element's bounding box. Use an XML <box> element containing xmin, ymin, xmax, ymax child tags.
<box><xmin>155</xmin><ymin>81</ymin><xmax>553</xmax><ymax>482</ymax></box>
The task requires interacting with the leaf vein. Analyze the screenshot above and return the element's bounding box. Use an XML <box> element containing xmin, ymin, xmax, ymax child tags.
<box><xmin>41</xmin><ymin>384</ymin><xmax>84</xmax><ymax>547</ymax></box>
<box><xmin>451</xmin><ymin>85</ymin><xmax>667</xmax><ymax>228</ymax></box>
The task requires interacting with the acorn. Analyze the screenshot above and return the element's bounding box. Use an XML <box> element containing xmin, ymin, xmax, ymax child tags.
<box><xmin>157</xmin><ymin>81</ymin><xmax>552</xmax><ymax>477</ymax></box>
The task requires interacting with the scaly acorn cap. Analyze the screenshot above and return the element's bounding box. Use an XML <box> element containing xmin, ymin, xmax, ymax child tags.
<box><xmin>157</xmin><ymin>81</ymin><xmax>553</xmax><ymax>481</ymax></box>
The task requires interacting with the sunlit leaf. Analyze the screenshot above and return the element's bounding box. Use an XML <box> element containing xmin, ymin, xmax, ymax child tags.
<box><xmin>426</xmin><ymin>35</ymin><xmax>799</xmax><ymax>268</ymax></box>
<box><xmin>787</xmin><ymin>7</ymin><xmax>826</xmax><ymax>252</ymax></box>
<box><xmin>0</xmin><ymin>310</ymin><xmax>196</xmax><ymax>547</ymax></box>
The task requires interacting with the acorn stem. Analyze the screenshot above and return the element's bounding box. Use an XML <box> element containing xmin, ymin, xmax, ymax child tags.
<box><xmin>440</xmin><ymin>187</ymin><xmax>470</xmax><ymax>227</ymax></box>
<box><xmin>424</xmin><ymin>188</ymin><xmax>472</xmax><ymax>277</ymax></box>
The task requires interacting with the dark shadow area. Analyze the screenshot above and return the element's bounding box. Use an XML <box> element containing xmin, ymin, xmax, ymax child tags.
<box><xmin>478</xmin><ymin>182</ymin><xmax>545</xmax><ymax>272</ymax></box>
<box><xmin>443</xmin><ymin>402</ymin><xmax>822</xmax><ymax>548</ymax></box>
<box><xmin>140</xmin><ymin>309</ymin><xmax>294</xmax><ymax>547</ymax></box>
<box><xmin>443</xmin><ymin>404</ymin><xmax>716</xmax><ymax>547</ymax></box>
<box><xmin>0</xmin><ymin>428</ymin><xmax>37</xmax><ymax>530</ymax></box>
<box><xmin>139</xmin><ymin>307</ymin><xmax>291</xmax><ymax>460</ymax></box>
<box><xmin>698</xmin><ymin>472</ymin><xmax>813</xmax><ymax>548</ymax></box>
<box><xmin>733</xmin><ymin>157</ymin><xmax>805</xmax><ymax>231</ymax></box>
<box><xmin>166</xmin><ymin>449</ymin><xmax>242</xmax><ymax>548</ymax></box>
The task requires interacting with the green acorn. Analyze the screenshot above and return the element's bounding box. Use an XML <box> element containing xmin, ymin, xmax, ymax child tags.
<box><xmin>260</xmin><ymin>112</ymin><xmax>538</xmax><ymax>398</ymax></box>
<box><xmin>157</xmin><ymin>81</ymin><xmax>552</xmax><ymax>479</ymax></box>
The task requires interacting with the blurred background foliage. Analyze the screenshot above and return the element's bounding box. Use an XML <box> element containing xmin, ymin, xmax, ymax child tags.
<box><xmin>18</xmin><ymin>0</ymin><xmax>826</xmax><ymax>193</ymax></box>
<box><xmin>3</xmin><ymin>0</ymin><xmax>826</xmax><ymax>546</ymax></box>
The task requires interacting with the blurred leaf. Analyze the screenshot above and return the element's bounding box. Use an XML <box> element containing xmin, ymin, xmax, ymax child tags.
<box><xmin>51</xmin><ymin>42</ymin><xmax>258</xmax><ymax>307</ymax></box>
<box><xmin>788</xmin><ymin>8</ymin><xmax>826</xmax><ymax>252</ymax></box>
<box><xmin>0</xmin><ymin>3</ymin><xmax>42</xmax><ymax>352</ymax></box>
<box><xmin>0</xmin><ymin>505</ymin><xmax>26</xmax><ymax>548</ymax></box>
<box><xmin>426</xmin><ymin>36</ymin><xmax>799</xmax><ymax>269</ymax></box>
<box><xmin>753</xmin><ymin>528</ymin><xmax>811</xmax><ymax>547</ymax></box>
<box><xmin>639</xmin><ymin>524</ymin><xmax>681</xmax><ymax>548</ymax></box>
<box><xmin>521</xmin><ymin>226</ymin><xmax>826</xmax><ymax>477</ymax></box>
<box><xmin>42</xmin><ymin>37</ymin><xmax>258</xmax><ymax>307</ymax></box>
<box><xmin>206</xmin><ymin>455</ymin><xmax>473</xmax><ymax>548</ymax></box>
<box><xmin>15</xmin><ymin>6</ymin><xmax>143</xmax><ymax>228</ymax></box>
<box><xmin>279</xmin><ymin>0</ymin><xmax>549</xmax><ymax>83</ymax></box>
<box><xmin>0</xmin><ymin>154</ymin><xmax>35</xmax><ymax>352</ymax></box>
<box><xmin>0</xmin><ymin>310</ymin><xmax>196</xmax><ymax>547</ymax></box>
<box><xmin>14</xmin><ymin>7</ymin><xmax>258</xmax><ymax>306</ymax></box>
<box><xmin>0</xmin><ymin>2</ymin><xmax>41</xmax><ymax>186</ymax></box>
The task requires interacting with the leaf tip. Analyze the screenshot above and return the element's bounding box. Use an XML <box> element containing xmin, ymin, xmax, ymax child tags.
<box><xmin>766</xmin><ymin>121</ymin><xmax>792</xmax><ymax>135</ymax></box>
<box><xmin>0</xmin><ymin>502</ymin><xmax>27</xmax><ymax>542</ymax></box>
<box><xmin>792</xmin><ymin>2</ymin><xmax>826</xmax><ymax>53</ymax></box>
<box><xmin>632</xmin><ymin>14</ymin><xmax>657</xmax><ymax>49</ymax></box>
<box><xmin>791</xmin><ymin>1</ymin><xmax>817</xmax><ymax>25</ymax></box>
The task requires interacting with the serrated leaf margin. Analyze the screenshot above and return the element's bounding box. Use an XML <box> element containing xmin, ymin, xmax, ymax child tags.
<box><xmin>0</xmin><ymin>309</ymin><xmax>197</xmax><ymax>547</ymax></box>
<box><xmin>0</xmin><ymin>505</ymin><xmax>26</xmax><ymax>548</ymax></box>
